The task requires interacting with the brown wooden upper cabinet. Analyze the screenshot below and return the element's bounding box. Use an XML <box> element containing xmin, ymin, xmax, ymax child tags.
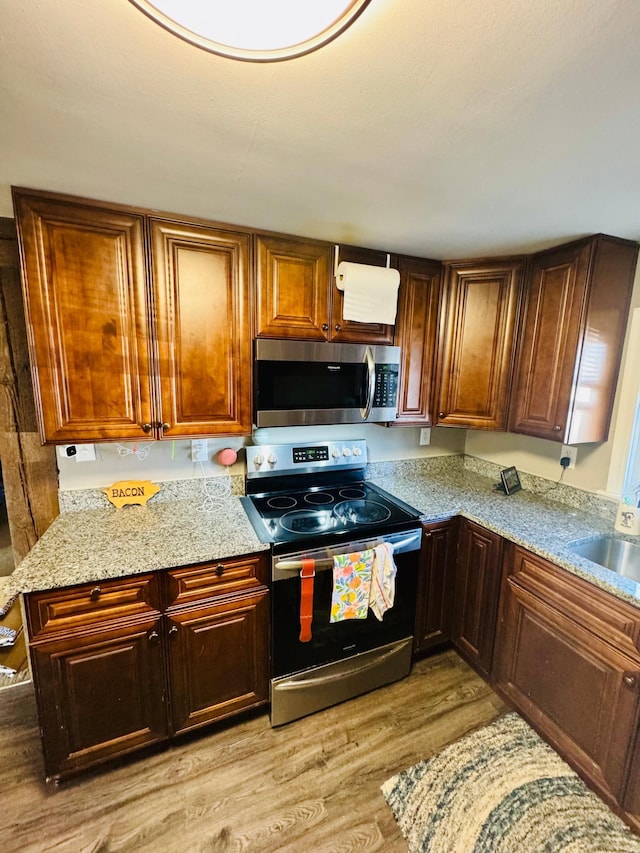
<box><xmin>12</xmin><ymin>189</ymin><xmax>252</xmax><ymax>442</ymax></box>
<box><xmin>509</xmin><ymin>235</ymin><xmax>639</xmax><ymax>444</ymax></box>
<box><xmin>255</xmin><ymin>235</ymin><xmax>394</xmax><ymax>344</ymax></box>
<box><xmin>435</xmin><ymin>258</ymin><xmax>524</xmax><ymax>430</ymax></box>
<box><xmin>392</xmin><ymin>256</ymin><xmax>442</xmax><ymax>426</ymax></box>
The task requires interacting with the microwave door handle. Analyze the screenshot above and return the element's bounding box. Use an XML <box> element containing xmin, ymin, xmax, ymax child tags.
<box><xmin>361</xmin><ymin>346</ymin><xmax>376</xmax><ymax>420</ymax></box>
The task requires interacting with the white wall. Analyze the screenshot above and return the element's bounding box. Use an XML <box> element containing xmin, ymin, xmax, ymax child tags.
<box><xmin>56</xmin><ymin>425</ymin><xmax>465</xmax><ymax>491</ymax></box>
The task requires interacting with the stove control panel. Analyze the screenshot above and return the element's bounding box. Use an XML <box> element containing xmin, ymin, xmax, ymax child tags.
<box><xmin>246</xmin><ymin>440</ymin><xmax>367</xmax><ymax>477</ymax></box>
<box><xmin>292</xmin><ymin>446</ymin><xmax>329</xmax><ymax>464</ymax></box>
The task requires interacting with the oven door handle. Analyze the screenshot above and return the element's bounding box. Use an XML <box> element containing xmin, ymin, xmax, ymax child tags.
<box><xmin>275</xmin><ymin>529</ymin><xmax>423</xmax><ymax>572</ymax></box>
<box><xmin>275</xmin><ymin>559</ymin><xmax>330</xmax><ymax>571</ymax></box>
<box><xmin>360</xmin><ymin>345</ymin><xmax>376</xmax><ymax>421</ymax></box>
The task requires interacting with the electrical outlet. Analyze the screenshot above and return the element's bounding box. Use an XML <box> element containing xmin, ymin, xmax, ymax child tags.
<box><xmin>419</xmin><ymin>428</ymin><xmax>431</xmax><ymax>446</ymax></box>
<box><xmin>191</xmin><ymin>439</ymin><xmax>208</xmax><ymax>462</ymax></box>
<box><xmin>75</xmin><ymin>443</ymin><xmax>96</xmax><ymax>462</ymax></box>
<box><xmin>560</xmin><ymin>444</ymin><xmax>577</xmax><ymax>469</ymax></box>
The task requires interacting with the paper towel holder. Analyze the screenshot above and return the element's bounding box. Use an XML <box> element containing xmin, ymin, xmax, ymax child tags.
<box><xmin>334</xmin><ymin>245</ymin><xmax>392</xmax><ymax>279</ymax></box>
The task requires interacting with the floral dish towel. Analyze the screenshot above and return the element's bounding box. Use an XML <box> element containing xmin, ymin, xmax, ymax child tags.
<box><xmin>330</xmin><ymin>549</ymin><xmax>374</xmax><ymax>622</ymax></box>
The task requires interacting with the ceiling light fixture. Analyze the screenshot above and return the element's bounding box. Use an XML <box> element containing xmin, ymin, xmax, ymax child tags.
<box><xmin>129</xmin><ymin>0</ymin><xmax>372</xmax><ymax>62</ymax></box>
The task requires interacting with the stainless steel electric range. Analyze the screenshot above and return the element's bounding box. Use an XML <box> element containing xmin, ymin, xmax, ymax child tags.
<box><xmin>240</xmin><ymin>439</ymin><xmax>423</xmax><ymax>726</ymax></box>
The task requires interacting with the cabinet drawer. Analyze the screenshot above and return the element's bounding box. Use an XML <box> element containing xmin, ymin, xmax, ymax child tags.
<box><xmin>165</xmin><ymin>553</ymin><xmax>269</xmax><ymax>607</ymax></box>
<box><xmin>508</xmin><ymin>546</ymin><xmax>640</xmax><ymax>662</ymax></box>
<box><xmin>26</xmin><ymin>574</ymin><xmax>161</xmax><ymax>639</ymax></box>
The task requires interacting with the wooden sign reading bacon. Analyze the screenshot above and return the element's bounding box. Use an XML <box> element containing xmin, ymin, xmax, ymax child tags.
<box><xmin>103</xmin><ymin>480</ymin><xmax>160</xmax><ymax>508</ymax></box>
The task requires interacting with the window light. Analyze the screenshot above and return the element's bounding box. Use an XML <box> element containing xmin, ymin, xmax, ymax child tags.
<box><xmin>129</xmin><ymin>1</ymin><xmax>372</xmax><ymax>61</ymax></box>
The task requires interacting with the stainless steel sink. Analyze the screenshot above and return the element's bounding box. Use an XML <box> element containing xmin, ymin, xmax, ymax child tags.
<box><xmin>567</xmin><ymin>535</ymin><xmax>640</xmax><ymax>582</ymax></box>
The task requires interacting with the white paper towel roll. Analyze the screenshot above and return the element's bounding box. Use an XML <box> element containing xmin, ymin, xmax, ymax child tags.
<box><xmin>336</xmin><ymin>261</ymin><xmax>400</xmax><ymax>325</ymax></box>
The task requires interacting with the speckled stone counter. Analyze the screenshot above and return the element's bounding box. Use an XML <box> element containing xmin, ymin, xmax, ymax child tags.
<box><xmin>10</xmin><ymin>496</ymin><xmax>269</xmax><ymax>596</ymax></box>
<box><xmin>368</xmin><ymin>457</ymin><xmax>640</xmax><ymax>607</ymax></box>
<box><xmin>8</xmin><ymin>455</ymin><xmax>640</xmax><ymax>609</ymax></box>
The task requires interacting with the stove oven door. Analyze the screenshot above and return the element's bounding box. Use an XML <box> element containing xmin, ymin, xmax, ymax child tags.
<box><xmin>270</xmin><ymin>526</ymin><xmax>421</xmax><ymax>725</ymax></box>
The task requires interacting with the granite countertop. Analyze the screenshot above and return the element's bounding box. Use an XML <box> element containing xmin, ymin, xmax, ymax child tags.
<box><xmin>10</xmin><ymin>496</ymin><xmax>269</xmax><ymax>596</ymax></box>
<box><xmin>9</xmin><ymin>457</ymin><xmax>640</xmax><ymax>607</ymax></box>
<box><xmin>370</xmin><ymin>458</ymin><xmax>640</xmax><ymax>606</ymax></box>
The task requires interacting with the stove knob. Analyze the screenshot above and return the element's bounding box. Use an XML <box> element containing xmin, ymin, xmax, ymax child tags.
<box><xmin>331</xmin><ymin>448</ymin><xmax>341</xmax><ymax>459</ymax></box>
<box><xmin>253</xmin><ymin>454</ymin><xmax>264</xmax><ymax>467</ymax></box>
<box><xmin>352</xmin><ymin>447</ymin><xmax>362</xmax><ymax>457</ymax></box>
<box><xmin>342</xmin><ymin>447</ymin><xmax>352</xmax><ymax>457</ymax></box>
<box><xmin>267</xmin><ymin>453</ymin><xmax>278</xmax><ymax>465</ymax></box>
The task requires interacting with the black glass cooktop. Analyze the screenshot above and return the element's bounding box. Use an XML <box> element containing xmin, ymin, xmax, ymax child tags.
<box><xmin>241</xmin><ymin>481</ymin><xmax>421</xmax><ymax>547</ymax></box>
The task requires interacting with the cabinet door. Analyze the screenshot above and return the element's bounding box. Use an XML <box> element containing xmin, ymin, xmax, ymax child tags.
<box><xmin>151</xmin><ymin>219</ymin><xmax>252</xmax><ymax>437</ymax></box>
<box><xmin>331</xmin><ymin>245</ymin><xmax>395</xmax><ymax>344</ymax></box>
<box><xmin>509</xmin><ymin>241</ymin><xmax>591</xmax><ymax>442</ymax></box>
<box><xmin>414</xmin><ymin>518</ymin><xmax>457</xmax><ymax>653</ymax></box>
<box><xmin>495</xmin><ymin>577</ymin><xmax>640</xmax><ymax>805</ymax></box>
<box><xmin>13</xmin><ymin>190</ymin><xmax>153</xmax><ymax>443</ymax></box>
<box><xmin>392</xmin><ymin>257</ymin><xmax>442</xmax><ymax>426</ymax></box>
<box><xmin>623</xmin><ymin>733</ymin><xmax>640</xmax><ymax>828</ymax></box>
<box><xmin>30</xmin><ymin>617</ymin><xmax>168</xmax><ymax>781</ymax></box>
<box><xmin>255</xmin><ymin>235</ymin><xmax>332</xmax><ymax>340</ymax></box>
<box><xmin>451</xmin><ymin>520</ymin><xmax>503</xmax><ymax>678</ymax></box>
<box><xmin>166</xmin><ymin>589</ymin><xmax>269</xmax><ymax>735</ymax></box>
<box><xmin>436</xmin><ymin>260</ymin><xmax>523</xmax><ymax>430</ymax></box>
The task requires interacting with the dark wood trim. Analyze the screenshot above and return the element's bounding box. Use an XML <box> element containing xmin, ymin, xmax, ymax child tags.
<box><xmin>0</xmin><ymin>215</ymin><xmax>59</xmax><ymax>564</ymax></box>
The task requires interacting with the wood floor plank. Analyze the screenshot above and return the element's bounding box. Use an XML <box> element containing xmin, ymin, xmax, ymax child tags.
<box><xmin>0</xmin><ymin>649</ymin><xmax>505</xmax><ymax>852</ymax></box>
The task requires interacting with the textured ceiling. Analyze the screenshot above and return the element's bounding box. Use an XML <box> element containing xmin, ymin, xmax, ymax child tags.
<box><xmin>1</xmin><ymin>0</ymin><xmax>639</xmax><ymax>257</ymax></box>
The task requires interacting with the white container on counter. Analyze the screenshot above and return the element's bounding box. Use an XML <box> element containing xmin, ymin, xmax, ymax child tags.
<box><xmin>614</xmin><ymin>502</ymin><xmax>640</xmax><ymax>535</ymax></box>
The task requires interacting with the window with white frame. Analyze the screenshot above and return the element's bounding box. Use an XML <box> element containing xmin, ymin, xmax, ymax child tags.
<box><xmin>607</xmin><ymin>307</ymin><xmax>640</xmax><ymax>503</ymax></box>
<box><xmin>623</xmin><ymin>394</ymin><xmax>640</xmax><ymax>503</ymax></box>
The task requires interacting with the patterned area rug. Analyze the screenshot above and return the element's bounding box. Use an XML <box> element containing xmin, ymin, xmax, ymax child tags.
<box><xmin>382</xmin><ymin>713</ymin><xmax>640</xmax><ymax>852</ymax></box>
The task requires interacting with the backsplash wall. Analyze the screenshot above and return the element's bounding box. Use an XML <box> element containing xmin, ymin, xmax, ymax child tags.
<box><xmin>56</xmin><ymin>425</ymin><xmax>466</xmax><ymax>492</ymax></box>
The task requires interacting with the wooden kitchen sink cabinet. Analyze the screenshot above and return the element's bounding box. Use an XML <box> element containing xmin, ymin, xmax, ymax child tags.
<box><xmin>509</xmin><ymin>235</ymin><xmax>638</xmax><ymax>444</ymax></box>
<box><xmin>494</xmin><ymin>545</ymin><xmax>640</xmax><ymax>823</ymax></box>
<box><xmin>392</xmin><ymin>256</ymin><xmax>442</xmax><ymax>426</ymax></box>
<box><xmin>414</xmin><ymin>518</ymin><xmax>458</xmax><ymax>653</ymax></box>
<box><xmin>255</xmin><ymin>235</ymin><xmax>395</xmax><ymax>344</ymax></box>
<box><xmin>25</xmin><ymin>554</ymin><xmax>270</xmax><ymax>781</ymax></box>
<box><xmin>435</xmin><ymin>258</ymin><xmax>524</xmax><ymax>431</ymax></box>
<box><xmin>451</xmin><ymin>519</ymin><xmax>504</xmax><ymax>678</ymax></box>
<box><xmin>12</xmin><ymin>188</ymin><xmax>253</xmax><ymax>442</ymax></box>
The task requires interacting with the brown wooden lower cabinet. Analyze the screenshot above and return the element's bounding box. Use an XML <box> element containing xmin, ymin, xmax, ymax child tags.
<box><xmin>167</xmin><ymin>590</ymin><xmax>269</xmax><ymax>735</ymax></box>
<box><xmin>30</xmin><ymin>615</ymin><xmax>169</xmax><ymax>780</ymax></box>
<box><xmin>25</xmin><ymin>553</ymin><xmax>270</xmax><ymax>781</ymax></box>
<box><xmin>451</xmin><ymin>518</ymin><xmax>503</xmax><ymax>678</ymax></box>
<box><xmin>414</xmin><ymin>518</ymin><xmax>457</xmax><ymax>653</ymax></box>
<box><xmin>494</xmin><ymin>544</ymin><xmax>640</xmax><ymax>830</ymax></box>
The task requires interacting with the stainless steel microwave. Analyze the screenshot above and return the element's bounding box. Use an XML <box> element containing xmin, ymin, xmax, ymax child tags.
<box><xmin>254</xmin><ymin>339</ymin><xmax>400</xmax><ymax>427</ymax></box>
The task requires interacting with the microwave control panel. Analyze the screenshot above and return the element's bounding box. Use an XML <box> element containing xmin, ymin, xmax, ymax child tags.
<box><xmin>373</xmin><ymin>364</ymin><xmax>399</xmax><ymax>407</ymax></box>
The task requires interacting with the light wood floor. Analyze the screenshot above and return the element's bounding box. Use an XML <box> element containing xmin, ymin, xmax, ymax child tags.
<box><xmin>0</xmin><ymin>649</ymin><xmax>505</xmax><ymax>853</ymax></box>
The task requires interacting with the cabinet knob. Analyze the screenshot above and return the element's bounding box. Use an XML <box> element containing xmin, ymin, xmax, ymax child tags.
<box><xmin>553</xmin><ymin>425</ymin><xmax>562</xmax><ymax>432</ymax></box>
<box><xmin>161</xmin><ymin>422</ymin><xmax>170</xmax><ymax>431</ymax></box>
<box><xmin>148</xmin><ymin>631</ymin><xmax>160</xmax><ymax>643</ymax></box>
<box><xmin>142</xmin><ymin>423</ymin><xmax>152</xmax><ymax>433</ymax></box>
<box><xmin>168</xmin><ymin>625</ymin><xmax>178</xmax><ymax>637</ymax></box>
<box><xmin>321</xmin><ymin>323</ymin><xmax>329</xmax><ymax>332</ymax></box>
<box><xmin>335</xmin><ymin>323</ymin><xmax>342</xmax><ymax>332</ymax></box>
<box><xmin>89</xmin><ymin>586</ymin><xmax>101</xmax><ymax>601</ymax></box>
<box><xmin>438</xmin><ymin>412</ymin><xmax>446</xmax><ymax>418</ymax></box>
<box><xmin>623</xmin><ymin>674</ymin><xmax>637</xmax><ymax>688</ymax></box>
<box><xmin>215</xmin><ymin>563</ymin><xmax>225</xmax><ymax>576</ymax></box>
